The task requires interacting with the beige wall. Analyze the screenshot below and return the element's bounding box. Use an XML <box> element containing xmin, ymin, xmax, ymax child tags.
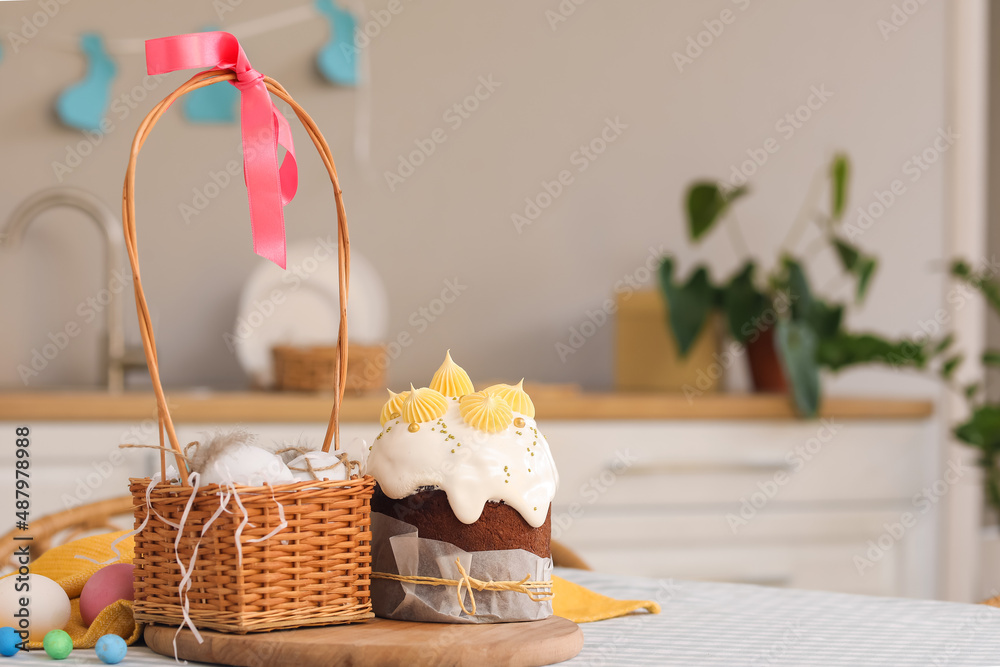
<box><xmin>0</xmin><ymin>0</ymin><xmax>948</xmax><ymax>394</ymax></box>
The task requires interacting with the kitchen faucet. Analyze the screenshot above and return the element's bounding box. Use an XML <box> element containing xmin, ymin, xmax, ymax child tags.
<box><xmin>1</xmin><ymin>187</ymin><xmax>146</xmax><ymax>392</ymax></box>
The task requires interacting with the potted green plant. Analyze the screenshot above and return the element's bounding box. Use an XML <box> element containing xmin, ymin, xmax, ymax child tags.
<box><xmin>937</xmin><ymin>259</ymin><xmax>1000</xmax><ymax>510</ymax></box>
<box><xmin>660</xmin><ymin>154</ymin><xmax>928</xmax><ymax>416</ymax></box>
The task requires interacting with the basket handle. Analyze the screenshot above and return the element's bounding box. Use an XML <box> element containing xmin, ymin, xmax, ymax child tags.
<box><xmin>122</xmin><ymin>70</ymin><xmax>350</xmax><ymax>484</ymax></box>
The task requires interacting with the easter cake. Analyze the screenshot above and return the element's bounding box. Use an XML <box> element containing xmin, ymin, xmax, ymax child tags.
<box><xmin>365</xmin><ymin>351</ymin><xmax>559</xmax><ymax>623</ymax></box>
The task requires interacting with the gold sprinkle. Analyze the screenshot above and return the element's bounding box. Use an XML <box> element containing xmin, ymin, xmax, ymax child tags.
<box><xmin>516</xmin><ymin>431</ymin><xmax>522</xmax><ymax>435</ymax></box>
<box><xmin>532</xmin><ymin>441</ymin><xmax>537</xmax><ymax>446</ymax></box>
<box><xmin>514</xmin><ymin>417</ymin><xmax>526</xmax><ymax>428</ymax></box>
<box><xmin>448</xmin><ymin>435</ymin><xmax>455</xmax><ymax>440</ymax></box>
<box><xmin>408</xmin><ymin>423</ymin><xmax>420</xmax><ymax>433</ymax></box>
<box><xmin>390</xmin><ymin>412</ymin><xmax>400</xmax><ymax>420</ymax></box>
<box><xmin>431</xmin><ymin>428</ymin><xmax>436</xmax><ymax>431</ymax></box>
<box><xmin>457</xmin><ymin>443</ymin><xmax>462</xmax><ymax>446</ymax></box>
<box><xmin>533</xmin><ymin>506</ymin><xmax>537</xmax><ymax>511</ymax></box>
<box><xmin>531</xmin><ymin>452</ymin><xmax>534</xmax><ymax>456</ymax></box>
<box><xmin>451</xmin><ymin>449</ymin><xmax>455</xmax><ymax>453</ymax></box>
<box><xmin>386</xmin><ymin>427</ymin><xmax>392</xmax><ymax>431</ymax></box>
<box><xmin>504</xmin><ymin>466</ymin><xmax>508</xmax><ymax>471</ymax></box>
<box><xmin>505</xmin><ymin>480</ymin><xmax>509</xmax><ymax>484</ymax></box>
<box><xmin>527</xmin><ymin>448</ymin><xmax>530</xmax><ymax>451</ymax></box>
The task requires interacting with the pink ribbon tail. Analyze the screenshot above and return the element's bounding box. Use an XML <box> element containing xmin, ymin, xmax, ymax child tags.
<box><xmin>145</xmin><ymin>31</ymin><xmax>297</xmax><ymax>268</ymax></box>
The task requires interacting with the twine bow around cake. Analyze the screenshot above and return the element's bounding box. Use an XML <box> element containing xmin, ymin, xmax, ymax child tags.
<box><xmin>372</xmin><ymin>558</ymin><xmax>554</xmax><ymax>616</ymax></box>
<box><xmin>145</xmin><ymin>31</ymin><xmax>298</xmax><ymax>269</ymax></box>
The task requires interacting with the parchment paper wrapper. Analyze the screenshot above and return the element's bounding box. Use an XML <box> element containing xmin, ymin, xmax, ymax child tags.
<box><xmin>372</xmin><ymin>512</ymin><xmax>554</xmax><ymax>623</ymax></box>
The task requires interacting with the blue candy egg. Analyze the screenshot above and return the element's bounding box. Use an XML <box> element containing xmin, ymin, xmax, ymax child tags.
<box><xmin>0</xmin><ymin>627</ymin><xmax>20</xmax><ymax>657</ymax></box>
<box><xmin>94</xmin><ymin>635</ymin><xmax>127</xmax><ymax>664</ymax></box>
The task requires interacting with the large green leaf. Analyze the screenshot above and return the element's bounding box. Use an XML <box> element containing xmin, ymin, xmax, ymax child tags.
<box><xmin>941</xmin><ymin>354</ymin><xmax>963</xmax><ymax>380</ymax></box>
<box><xmin>781</xmin><ymin>257</ymin><xmax>813</xmax><ymax>321</ymax></box>
<box><xmin>775</xmin><ymin>319</ymin><xmax>820</xmax><ymax>417</ymax></box>
<box><xmin>686</xmin><ymin>182</ymin><xmax>748</xmax><ymax>241</ymax></box>
<box><xmin>832</xmin><ymin>238</ymin><xmax>878</xmax><ymax>302</ymax></box>
<box><xmin>954</xmin><ymin>405</ymin><xmax>1000</xmax><ymax>450</ymax></box>
<box><xmin>658</xmin><ymin>257</ymin><xmax>715</xmax><ymax>357</ymax></box>
<box><xmin>954</xmin><ymin>405</ymin><xmax>1000</xmax><ymax>511</ymax></box>
<box><xmin>952</xmin><ymin>260</ymin><xmax>1000</xmax><ymax>315</ymax></box>
<box><xmin>807</xmin><ymin>298</ymin><xmax>844</xmax><ymax>340</ymax></box>
<box><xmin>830</xmin><ymin>154</ymin><xmax>850</xmax><ymax>220</ymax></box>
<box><xmin>721</xmin><ymin>261</ymin><xmax>771</xmax><ymax>343</ymax></box>
<box><xmin>816</xmin><ymin>333</ymin><xmax>928</xmax><ymax>371</ymax></box>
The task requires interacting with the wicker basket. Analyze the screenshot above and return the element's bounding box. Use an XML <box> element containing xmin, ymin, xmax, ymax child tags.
<box><xmin>273</xmin><ymin>343</ymin><xmax>386</xmax><ymax>393</ymax></box>
<box><xmin>122</xmin><ymin>66</ymin><xmax>374</xmax><ymax>633</ymax></box>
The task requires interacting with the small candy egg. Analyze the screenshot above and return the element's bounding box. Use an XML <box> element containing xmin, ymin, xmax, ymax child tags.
<box><xmin>42</xmin><ymin>628</ymin><xmax>72</xmax><ymax>660</ymax></box>
<box><xmin>95</xmin><ymin>634</ymin><xmax>128</xmax><ymax>664</ymax></box>
<box><xmin>199</xmin><ymin>444</ymin><xmax>295</xmax><ymax>486</ymax></box>
<box><xmin>0</xmin><ymin>626</ymin><xmax>20</xmax><ymax>656</ymax></box>
<box><xmin>80</xmin><ymin>564</ymin><xmax>134</xmax><ymax>627</ymax></box>
<box><xmin>0</xmin><ymin>573</ymin><xmax>70</xmax><ymax>641</ymax></box>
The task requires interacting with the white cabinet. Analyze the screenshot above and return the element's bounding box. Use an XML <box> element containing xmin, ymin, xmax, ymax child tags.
<box><xmin>544</xmin><ymin>419</ymin><xmax>940</xmax><ymax>598</ymax></box>
<box><xmin>0</xmin><ymin>416</ymin><xmax>938</xmax><ymax>598</ymax></box>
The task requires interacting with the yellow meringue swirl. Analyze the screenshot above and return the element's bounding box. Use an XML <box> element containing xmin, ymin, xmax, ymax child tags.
<box><xmin>487</xmin><ymin>379</ymin><xmax>535</xmax><ymax>418</ymax></box>
<box><xmin>380</xmin><ymin>389</ymin><xmax>410</xmax><ymax>426</ymax></box>
<box><xmin>482</xmin><ymin>383</ymin><xmax>511</xmax><ymax>396</ymax></box>
<box><xmin>402</xmin><ymin>385</ymin><xmax>449</xmax><ymax>423</ymax></box>
<box><xmin>460</xmin><ymin>391</ymin><xmax>514</xmax><ymax>433</ymax></box>
<box><xmin>429</xmin><ymin>349</ymin><xmax>475</xmax><ymax>397</ymax></box>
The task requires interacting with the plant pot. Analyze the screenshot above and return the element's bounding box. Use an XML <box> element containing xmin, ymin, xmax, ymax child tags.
<box><xmin>746</xmin><ymin>326</ymin><xmax>788</xmax><ymax>393</ymax></box>
<box><xmin>614</xmin><ymin>290</ymin><xmax>720</xmax><ymax>393</ymax></box>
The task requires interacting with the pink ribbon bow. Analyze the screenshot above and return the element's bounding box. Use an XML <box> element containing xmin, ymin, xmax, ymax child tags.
<box><xmin>146</xmin><ymin>31</ymin><xmax>297</xmax><ymax>268</ymax></box>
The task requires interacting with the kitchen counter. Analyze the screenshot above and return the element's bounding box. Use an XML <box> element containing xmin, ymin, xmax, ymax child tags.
<box><xmin>0</xmin><ymin>390</ymin><xmax>933</xmax><ymax>423</ymax></box>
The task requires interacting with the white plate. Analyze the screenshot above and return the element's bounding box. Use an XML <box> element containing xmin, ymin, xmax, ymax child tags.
<box><xmin>233</xmin><ymin>241</ymin><xmax>389</xmax><ymax>387</ymax></box>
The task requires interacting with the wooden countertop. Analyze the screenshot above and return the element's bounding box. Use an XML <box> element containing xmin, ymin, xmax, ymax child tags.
<box><xmin>0</xmin><ymin>391</ymin><xmax>934</xmax><ymax>423</ymax></box>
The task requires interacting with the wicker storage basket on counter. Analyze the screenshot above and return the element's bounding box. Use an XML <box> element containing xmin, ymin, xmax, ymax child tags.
<box><xmin>273</xmin><ymin>343</ymin><xmax>387</xmax><ymax>393</ymax></box>
<box><xmin>122</xmin><ymin>62</ymin><xmax>374</xmax><ymax>633</ymax></box>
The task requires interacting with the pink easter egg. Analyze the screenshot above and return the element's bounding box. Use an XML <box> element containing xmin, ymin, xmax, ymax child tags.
<box><xmin>80</xmin><ymin>564</ymin><xmax>134</xmax><ymax>627</ymax></box>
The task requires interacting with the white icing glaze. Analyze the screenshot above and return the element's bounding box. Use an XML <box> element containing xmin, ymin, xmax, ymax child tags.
<box><xmin>365</xmin><ymin>398</ymin><xmax>558</xmax><ymax>528</ymax></box>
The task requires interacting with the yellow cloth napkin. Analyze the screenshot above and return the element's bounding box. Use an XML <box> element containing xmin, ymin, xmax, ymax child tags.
<box><xmin>552</xmin><ymin>574</ymin><xmax>661</xmax><ymax>623</ymax></box>
<box><xmin>19</xmin><ymin>530</ymin><xmax>141</xmax><ymax>649</ymax></box>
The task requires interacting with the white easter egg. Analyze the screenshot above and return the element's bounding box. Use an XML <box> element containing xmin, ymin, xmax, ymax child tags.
<box><xmin>199</xmin><ymin>444</ymin><xmax>294</xmax><ymax>486</ymax></box>
<box><xmin>0</xmin><ymin>573</ymin><xmax>71</xmax><ymax>641</ymax></box>
<box><xmin>287</xmin><ymin>451</ymin><xmax>347</xmax><ymax>482</ymax></box>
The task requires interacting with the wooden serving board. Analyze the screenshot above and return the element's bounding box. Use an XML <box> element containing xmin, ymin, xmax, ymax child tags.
<box><xmin>144</xmin><ymin>615</ymin><xmax>583</xmax><ymax>667</ymax></box>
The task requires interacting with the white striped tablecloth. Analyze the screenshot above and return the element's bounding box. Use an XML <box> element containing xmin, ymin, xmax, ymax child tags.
<box><xmin>17</xmin><ymin>567</ymin><xmax>1000</xmax><ymax>665</ymax></box>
